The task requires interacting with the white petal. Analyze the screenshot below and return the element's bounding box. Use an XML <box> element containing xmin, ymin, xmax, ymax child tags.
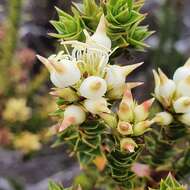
<box><xmin>176</xmin><ymin>76</ymin><xmax>190</xmax><ymax>97</ymax></box>
<box><xmin>178</xmin><ymin>112</ymin><xmax>190</xmax><ymax>126</ymax></box>
<box><xmin>173</xmin><ymin>96</ymin><xmax>190</xmax><ymax>113</ymax></box>
<box><xmin>173</xmin><ymin>58</ymin><xmax>190</xmax><ymax>83</ymax></box>
<box><xmin>79</xmin><ymin>76</ymin><xmax>107</xmax><ymax>99</ymax></box>
<box><xmin>86</xmin><ymin>15</ymin><xmax>111</xmax><ymax>51</ymax></box>
<box><xmin>173</xmin><ymin>67</ymin><xmax>190</xmax><ymax>83</ymax></box>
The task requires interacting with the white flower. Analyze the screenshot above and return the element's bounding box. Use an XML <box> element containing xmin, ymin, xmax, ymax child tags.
<box><xmin>158</xmin><ymin>69</ymin><xmax>176</xmax><ymax>101</ymax></box>
<box><xmin>176</xmin><ymin>75</ymin><xmax>190</xmax><ymax>97</ymax></box>
<box><xmin>173</xmin><ymin>57</ymin><xmax>190</xmax><ymax>83</ymax></box>
<box><xmin>85</xmin><ymin>15</ymin><xmax>111</xmax><ymax>51</ymax></box>
<box><xmin>105</xmin><ymin>63</ymin><xmax>143</xmax><ymax>88</ymax></box>
<box><xmin>153</xmin><ymin>112</ymin><xmax>173</xmax><ymax>126</ymax></box>
<box><xmin>173</xmin><ymin>96</ymin><xmax>190</xmax><ymax>113</ymax></box>
<box><xmin>37</xmin><ymin>55</ymin><xmax>81</xmax><ymax>88</ymax></box>
<box><xmin>79</xmin><ymin>76</ymin><xmax>107</xmax><ymax>99</ymax></box>
<box><xmin>153</xmin><ymin>69</ymin><xmax>176</xmax><ymax>107</ymax></box>
<box><xmin>84</xmin><ymin>98</ymin><xmax>110</xmax><ymax>114</ymax></box>
<box><xmin>178</xmin><ymin>112</ymin><xmax>190</xmax><ymax>126</ymax></box>
<box><xmin>59</xmin><ymin>105</ymin><xmax>86</xmax><ymax>132</ymax></box>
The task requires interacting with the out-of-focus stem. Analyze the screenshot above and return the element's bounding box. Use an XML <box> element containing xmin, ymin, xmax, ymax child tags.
<box><xmin>0</xmin><ymin>0</ymin><xmax>22</xmax><ymax>94</ymax></box>
<box><xmin>26</xmin><ymin>67</ymin><xmax>49</xmax><ymax>97</ymax></box>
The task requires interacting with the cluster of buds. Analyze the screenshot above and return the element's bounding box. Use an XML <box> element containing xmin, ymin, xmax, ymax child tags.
<box><xmin>153</xmin><ymin>58</ymin><xmax>190</xmax><ymax>126</ymax></box>
<box><xmin>37</xmin><ymin>15</ymin><xmax>144</xmax><ymax>137</ymax></box>
<box><xmin>117</xmin><ymin>87</ymin><xmax>154</xmax><ymax>152</ymax></box>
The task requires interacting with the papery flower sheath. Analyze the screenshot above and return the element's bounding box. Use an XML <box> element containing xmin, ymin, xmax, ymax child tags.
<box><xmin>84</xmin><ymin>98</ymin><xmax>110</xmax><ymax>114</ymax></box>
<box><xmin>79</xmin><ymin>76</ymin><xmax>107</xmax><ymax>99</ymax></box>
<box><xmin>153</xmin><ymin>69</ymin><xmax>176</xmax><ymax>108</ymax></box>
<box><xmin>134</xmin><ymin>98</ymin><xmax>154</xmax><ymax>123</ymax></box>
<box><xmin>105</xmin><ymin>63</ymin><xmax>143</xmax><ymax>88</ymax></box>
<box><xmin>173</xmin><ymin>58</ymin><xmax>190</xmax><ymax>83</ymax></box>
<box><xmin>59</xmin><ymin>105</ymin><xmax>86</xmax><ymax>132</ymax></box>
<box><xmin>85</xmin><ymin>15</ymin><xmax>111</xmax><ymax>51</ymax></box>
<box><xmin>37</xmin><ymin>54</ymin><xmax>81</xmax><ymax>88</ymax></box>
<box><xmin>176</xmin><ymin>76</ymin><xmax>190</xmax><ymax>97</ymax></box>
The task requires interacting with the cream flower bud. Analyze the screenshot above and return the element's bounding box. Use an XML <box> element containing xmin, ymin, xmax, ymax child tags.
<box><xmin>134</xmin><ymin>98</ymin><xmax>154</xmax><ymax>122</ymax></box>
<box><xmin>84</xmin><ymin>98</ymin><xmax>110</xmax><ymax>114</ymax></box>
<box><xmin>178</xmin><ymin>112</ymin><xmax>190</xmax><ymax>126</ymax></box>
<box><xmin>153</xmin><ymin>112</ymin><xmax>173</xmax><ymax>125</ymax></box>
<box><xmin>173</xmin><ymin>96</ymin><xmax>190</xmax><ymax>113</ymax></box>
<box><xmin>158</xmin><ymin>69</ymin><xmax>176</xmax><ymax>101</ymax></box>
<box><xmin>50</xmin><ymin>87</ymin><xmax>79</xmax><ymax>102</ymax></box>
<box><xmin>173</xmin><ymin>58</ymin><xmax>190</xmax><ymax>83</ymax></box>
<box><xmin>85</xmin><ymin>15</ymin><xmax>111</xmax><ymax>51</ymax></box>
<box><xmin>117</xmin><ymin>121</ymin><xmax>133</xmax><ymax>135</ymax></box>
<box><xmin>176</xmin><ymin>76</ymin><xmax>190</xmax><ymax>97</ymax></box>
<box><xmin>106</xmin><ymin>63</ymin><xmax>143</xmax><ymax>88</ymax></box>
<box><xmin>118</xmin><ymin>100</ymin><xmax>133</xmax><ymax>122</ymax></box>
<box><xmin>99</xmin><ymin>113</ymin><xmax>118</xmax><ymax>128</ymax></box>
<box><xmin>79</xmin><ymin>76</ymin><xmax>107</xmax><ymax>99</ymax></box>
<box><xmin>133</xmin><ymin>120</ymin><xmax>153</xmax><ymax>136</ymax></box>
<box><xmin>107</xmin><ymin>82</ymin><xmax>143</xmax><ymax>100</ymax></box>
<box><xmin>59</xmin><ymin>105</ymin><xmax>86</xmax><ymax>132</ymax></box>
<box><xmin>37</xmin><ymin>55</ymin><xmax>81</xmax><ymax>88</ymax></box>
<box><xmin>118</xmin><ymin>88</ymin><xmax>134</xmax><ymax>122</ymax></box>
<box><xmin>120</xmin><ymin>138</ymin><xmax>138</xmax><ymax>153</ymax></box>
<box><xmin>154</xmin><ymin>69</ymin><xmax>176</xmax><ymax>107</ymax></box>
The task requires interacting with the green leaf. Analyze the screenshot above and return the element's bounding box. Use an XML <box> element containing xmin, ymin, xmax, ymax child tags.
<box><xmin>157</xmin><ymin>173</ymin><xmax>187</xmax><ymax>190</ymax></box>
<box><xmin>48</xmin><ymin>181</ymin><xmax>64</xmax><ymax>190</ymax></box>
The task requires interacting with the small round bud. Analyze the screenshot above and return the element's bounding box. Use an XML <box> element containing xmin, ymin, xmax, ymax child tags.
<box><xmin>153</xmin><ymin>112</ymin><xmax>173</xmax><ymax>126</ymax></box>
<box><xmin>79</xmin><ymin>76</ymin><xmax>107</xmax><ymax>99</ymax></box>
<box><xmin>117</xmin><ymin>121</ymin><xmax>133</xmax><ymax>135</ymax></box>
<box><xmin>120</xmin><ymin>138</ymin><xmax>138</xmax><ymax>153</ymax></box>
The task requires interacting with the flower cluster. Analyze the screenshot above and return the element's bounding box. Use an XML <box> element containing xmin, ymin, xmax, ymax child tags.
<box><xmin>38</xmin><ymin>15</ymin><xmax>154</xmax><ymax>154</ymax></box>
<box><xmin>153</xmin><ymin>58</ymin><xmax>190</xmax><ymax>126</ymax></box>
<box><xmin>117</xmin><ymin>87</ymin><xmax>154</xmax><ymax>152</ymax></box>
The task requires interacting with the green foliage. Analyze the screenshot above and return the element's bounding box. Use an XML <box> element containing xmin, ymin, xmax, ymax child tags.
<box><xmin>50</xmin><ymin>7</ymin><xmax>84</xmax><ymax>41</ymax></box>
<box><xmin>54</xmin><ymin>120</ymin><xmax>106</xmax><ymax>166</ymax></box>
<box><xmin>48</xmin><ymin>181</ymin><xmax>75</xmax><ymax>190</ymax></box>
<box><xmin>50</xmin><ymin>0</ymin><xmax>153</xmax><ymax>51</ymax></box>
<box><xmin>175</xmin><ymin>148</ymin><xmax>190</xmax><ymax>180</ymax></box>
<box><xmin>143</xmin><ymin>130</ymin><xmax>176</xmax><ymax>167</ymax></box>
<box><xmin>106</xmin><ymin>148</ymin><xmax>142</xmax><ymax>188</ymax></box>
<box><xmin>150</xmin><ymin>173</ymin><xmax>187</xmax><ymax>190</ymax></box>
<box><xmin>72</xmin><ymin>0</ymin><xmax>103</xmax><ymax>31</ymax></box>
<box><xmin>48</xmin><ymin>181</ymin><xmax>64</xmax><ymax>190</ymax></box>
<box><xmin>106</xmin><ymin>0</ymin><xmax>153</xmax><ymax>50</ymax></box>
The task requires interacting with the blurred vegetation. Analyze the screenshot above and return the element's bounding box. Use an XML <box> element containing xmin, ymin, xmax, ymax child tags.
<box><xmin>0</xmin><ymin>0</ymin><xmax>56</xmax><ymax>154</ymax></box>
